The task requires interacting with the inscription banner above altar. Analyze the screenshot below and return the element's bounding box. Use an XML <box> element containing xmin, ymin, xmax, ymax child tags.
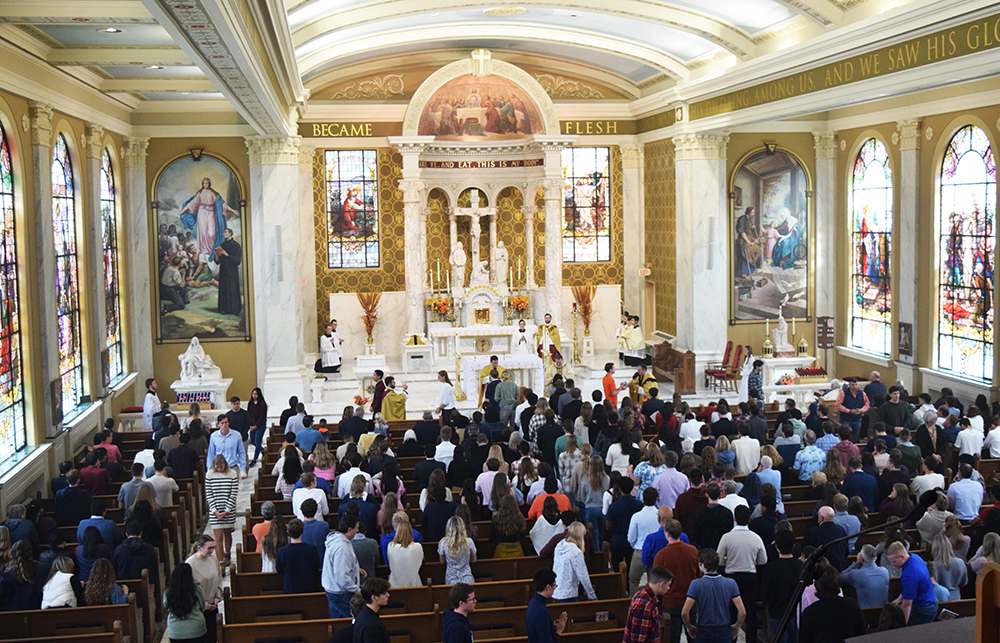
<box><xmin>690</xmin><ymin>11</ymin><xmax>1000</xmax><ymax>120</ymax></box>
<box><xmin>300</xmin><ymin>122</ymin><xmax>403</xmax><ymax>137</ymax></box>
<box><xmin>419</xmin><ymin>159</ymin><xmax>544</xmax><ymax>169</ymax></box>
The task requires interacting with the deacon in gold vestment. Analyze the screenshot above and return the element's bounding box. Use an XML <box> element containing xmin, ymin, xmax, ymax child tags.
<box><xmin>478</xmin><ymin>355</ymin><xmax>506</xmax><ymax>406</ymax></box>
<box><xmin>544</xmin><ymin>354</ymin><xmax>574</xmax><ymax>392</ymax></box>
<box><xmin>628</xmin><ymin>364</ymin><xmax>657</xmax><ymax>406</ymax></box>
<box><xmin>382</xmin><ymin>376</ymin><xmax>408</xmax><ymax>422</ymax></box>
<box><xmin>535</xmin><ymin>313</ymin><xmax>561</xmax><ymax>364</ymax></box>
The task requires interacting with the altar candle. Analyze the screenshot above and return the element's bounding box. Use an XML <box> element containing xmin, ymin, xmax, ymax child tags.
<box><xmin>509</xmin><ymin>268</ymin><xmax>513</xmax><ymax>289</ymax></box>
<box><xmin>518</xmin><ymin>257</ymin><xmax>522</xmax><ymax>281</ymax></box>
<box><xmin>792</xmin><ymin>317</ymin><xmax>796</xmax><ymax>336</ymax></box>
<box><xmin>429</xmin><ymin>269</ymin><xmax>433</xmax><ymax>291</ymax></box>
<box><xmin>766</xmin><ymin>319</ymin><xmax>770</xmax><ymax>334</ymax></box>
<box><xmin>437</xmin><ymin>261</ymin><xmax>441</xmax><ymax>284</ymax></box>
<box><xmin>447</xmin><ymin>269</ymin><xmax>451</xmax><ymax>291</ymax></box>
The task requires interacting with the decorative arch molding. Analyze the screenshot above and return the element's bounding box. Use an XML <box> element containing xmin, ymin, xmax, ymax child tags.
<box><xmin>402</xmin><ymin>56</ymin><xmax>560</xmax><ymax>138</ymax></box>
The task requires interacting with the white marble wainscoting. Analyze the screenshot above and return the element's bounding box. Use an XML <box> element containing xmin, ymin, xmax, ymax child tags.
<box><xmin>124</xmin><ymin>138</ymin><xmax>154</xmax><ymax>403</ymax></box>
<box><xmin>327</xmin><ymin>291</ymin><xmax>408</xmax><ymax>364</ymax></box>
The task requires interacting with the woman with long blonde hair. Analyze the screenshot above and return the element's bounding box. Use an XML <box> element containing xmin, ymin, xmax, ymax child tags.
<box><xmin>931</xmin><ymin>533</ymin><xmax>967</xmax><ymax>600</ymax></box>
<box><xmin>972</xmin><ymin>532</ymin><xmax>1000</xmax><ymax>574</ymax></box>
<box><xmin>700</xmin><ymin>446</ymin><xmax>718</xmax><ymax>477</ymax></box>
<box><xmin>714</xmin><ymin>435</ymin><xmax>735</xmax><ymax>468</ymax></box>
<box><xmin>574</xmin><ymin>401</ymin><xmax>593</xmax><ymax>447</ymax></box>
<box><xmin>559</xmin><ymin>435</ymin><xmax>584</xmax><ymax>503</ymax></box>
<box><xmin>632</xmin><ymin>442</ymin><xmax>667</xmax><ymax>495</ymax></box>
<box><xmin>579</xmin><ymin>454</ymin><xmax>609</xmax><ymax>544</ymax></box>
<box><xmin>569</xmin><ymin>443</ymin><xmax>593</xmax><ymax>502</ymax></box>
<box><xmin>552</xmin><ymin>522</ymin><xmax>596</xmax><ymax>601</ymax></box>
<box><xmin>438</xmin><ymin>515</ymin><xmax>476</xmax><ymax>584</ymax></box>
<box><xmin>309</xmin><ymin>442</ymin><xmax>337</xmax><ymax>481</ymax></box>
<box><xmin>486</xmin><ymin>444</ymin><xmax>509</xmax><ymax>474</ymax></box>
<box><xmin>490</xmin><ymin>494</ymin><xmax>526</xmax><ymax>558</ymax></box>
<box><xmin>378</xmin><ymin>491</ymin><xmax>398</xmax><ymax>536</ymax></box>
<box><xmin>943</xmin><ymin>515</ymin><xmax>971</xmax><ymax>560</ymax></box>
<box><xmin>760</xmin><ymin>444</ymin><xmax>783</xmax><ymax>468</ymax></box>
<box><xmin>387</xmin><ymin>513</ymin><xmax>423</xmax><ymax>587</ymax></box>
<box><xmin>205</xmin><ymin>454</ymin><xmax>239</xmax><ymax>563</ymax></box>
<box><xmin>183</xmin><ymin>402</ymin><xmax>202</xmax><ymax>429</ymax></box>
<box><xmin>822</xmin><ymin>449</ymin><xmax>846</xmax><ymax>486</ymax></box>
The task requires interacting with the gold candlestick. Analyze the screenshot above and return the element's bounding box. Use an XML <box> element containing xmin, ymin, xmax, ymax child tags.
<box><xmin>453</xmin><ymin>354</ymin><xmax>467</xmax><ymax>402</ymax></box>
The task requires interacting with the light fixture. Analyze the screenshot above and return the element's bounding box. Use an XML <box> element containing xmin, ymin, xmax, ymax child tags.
<box><xmin>98</xmin><ymin>27</ymin><xmax>123</xmax><ymax>34</ymax></box>
<box><xmin>147</xmin><ymin>65</ymin><xmax>163</xmax><ymax>70</ymax></box>
<box><xmin>483</xmin><ymin>7</ymin><xmax>526</xmax><ymax>15</ymax></box>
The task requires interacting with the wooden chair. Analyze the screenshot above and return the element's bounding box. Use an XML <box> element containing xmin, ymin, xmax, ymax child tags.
<box><xmin>710</xmin><ymin>344</ymin><xmax>743</xmax><ymax>392</ymax></box>
<box><xmin>704</xmin><ymin>341</ymin><xmax>733</xmax><ymax>388</ymax></box>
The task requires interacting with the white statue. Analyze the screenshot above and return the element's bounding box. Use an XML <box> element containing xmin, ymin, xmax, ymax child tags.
<box><xmin>494</xmin><ymin>241</ymin><xmax>509</xmax><ymax>285</ymax></box>
<box><xmin>772</xmin><ymin>299</ymin><xmax>794</xmax><ymax>353</ymax></box>
<box><xmin>178</xmin><ymin>337</ymin><xmax>222</xmax><ymax>381</ymax></box>
<box><xmin>470</xmin><ymin>259</ymin><xmax>490</xmax><ymax>286</ymax></box>
<box><xmin>450</xmin><ymin>241</ymin><xmax>467</xmax><ymax>291</ymax></box>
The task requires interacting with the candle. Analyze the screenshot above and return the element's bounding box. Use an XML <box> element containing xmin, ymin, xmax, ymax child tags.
<box><xmin>429</xmin><ymin>268</ymin><xmax>433</xmax><ymax>291</ymax></box>
<box><xmin>792</xmin><ymin>317</ymin><xmax>796</xmax><ymax>336</ymax></box>
<box><xmin>518</xmin><ymin>257</ymin><xmax>522</xmax><ymax>281</ymax></box>
<box><xmin>447</xmin><ymin>269</ymin><xmax>451</xmax><ymax>291</ymax></box>
<box><xmin>509</xmin><ymin>268</ymin><xmax>513</xmax><ymax>289</ymax></box>
<box><xmin>437</xmin><ymin>260</ymin><xmax>441</xmax><ymax>284</ymax></box>
<box><xmin>766</xmin><ymin>319</ymin><xmax>770</xmax><ymax>334</ymax></box>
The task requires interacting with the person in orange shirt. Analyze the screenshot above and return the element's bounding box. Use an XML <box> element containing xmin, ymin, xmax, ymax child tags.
<box><xmin>527</xmin><ymin>478</ymin><xmax>572</xmax><ymax>520</ymax></box>
<box><xmin>603</xmin><ymin>362</ymin><xmax>627</xmax><ymax>407</ymax></box>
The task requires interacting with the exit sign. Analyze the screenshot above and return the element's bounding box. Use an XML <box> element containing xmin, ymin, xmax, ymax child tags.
<box><xmin>638</xmin><ymin>268</ymin><xmax>651</xmax><ymax>277</ymax></box>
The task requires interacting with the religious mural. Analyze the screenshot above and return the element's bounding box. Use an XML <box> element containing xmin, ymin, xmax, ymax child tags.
<box><xmin>730</xmin><ymin>147</ymin><xmax>810</xmax><ymax>323</ymax></box>
<box><xmin>417</xmin><ymin>74</ymin><xmax>543</xmax><ymax>140</ymax></box>
<box><xmin>152</xmin><ymin>153</ymin><xmax>249</xmax><ymax>342</ymax></box>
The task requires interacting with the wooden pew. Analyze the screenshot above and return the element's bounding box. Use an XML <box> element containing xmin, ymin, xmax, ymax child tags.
<box><xmin>860</xmin><ymin>599</ymin><xmax>975</xmax><ymax>630</ymax></box>
<box><xmin>0</xmin><ymin>595</ymin><xmax>140</xmax><ymax>643</ymax></box>
<box><xmin>119</xmin><ymin>569</ymin><xmax>155</xmax><ymax>642</ymax></box>
<box><xmin>652</xmin><ymin>340</ymin><xmax>696</xmax><ymax>395</ymax></box>
<box><xmin>4</xmin><ymin>622</ymin><xmax>126</xmax><ymax>643</ymax></box>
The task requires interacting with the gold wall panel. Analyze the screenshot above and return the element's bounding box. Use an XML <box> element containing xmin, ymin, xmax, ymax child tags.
<box><xmin>313</xmin><ymin>149</ymin><xmax>405</xmax><ymax>332</ymax></box>
<box><xmin>644</xmin><ymin>140</ymin><xmax>676</xmax><ymax>335</ymax></box>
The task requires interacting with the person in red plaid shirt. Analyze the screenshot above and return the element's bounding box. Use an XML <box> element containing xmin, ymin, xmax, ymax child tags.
<box><xmin>624</xmin><ymin>566</ymin><xmax>674</xmax><ymax>643</ymax></box>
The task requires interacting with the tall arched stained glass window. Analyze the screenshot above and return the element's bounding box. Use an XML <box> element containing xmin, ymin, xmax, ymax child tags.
<box><xmin>52</xmin><ymin>133</ymin><xmax>84</xmax><ymax>417</ymax></box>
<box><xmin>326</xmin><ymin>150</ymin><xmax>379</xmax><ymax>268</ymax></box>
<box><xmin>0</xmin><ymin>121</ymin><xmax>26</xmax><ymax>464</ymax></box>
<box><xmin>938</xmin><ymin>125</ymin><xmax>996</xmax><ymax>382</ymax></box>
<box><xmin>561</xmin><ymin>147</ymin><xmax>611</xmax><ymax>262</ymax></box>
<box><xmin>100</xmin><ymin>150</ymin><xmax>123</xmax><ymax>386</ymax></box>
<box><xmin>850</xmin><ymin>138</ymin><xmax>893</xmax><ymax>356</ymax></box>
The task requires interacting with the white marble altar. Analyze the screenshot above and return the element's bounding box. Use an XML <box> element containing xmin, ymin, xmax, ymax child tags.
<box><xmin>761</xmin><ymin>356</ymin><xmax>815</xmax><ymax>389</ymax></box>
<box><xmin>460</xmin><ymin>353</ymin><xmax>544</xmax><ymax>401</ymax></box>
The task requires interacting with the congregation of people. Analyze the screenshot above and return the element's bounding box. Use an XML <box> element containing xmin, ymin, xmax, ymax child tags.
<box><xmin>1</xmin><ymin>368</ymin><xmax>995</xmax><ymax>643</ymax></box>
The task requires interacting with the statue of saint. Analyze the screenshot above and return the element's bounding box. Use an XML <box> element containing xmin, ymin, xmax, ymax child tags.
<box><xmin>450</xmin><ymin>241</ymin><xmax>467</xmax><ymax>291</ymax></box>
<box><xmin>772</xmin><ymin>310</ymin><xmax>794</xmax><ymax>353</ymax></box>
<box><xmin>470</xmin><ymin>259</ymin><xmax>489</xmax><ymax>286</ymax></box>
<box><xmin>494</xmin><ymin>241</ymin><xmax>509</xmax><ymax>285</ymax></box>
<box><xmin>178</xmin><ymin>337</ymin><xmax>222</xmax><ymax>381</ymax></box>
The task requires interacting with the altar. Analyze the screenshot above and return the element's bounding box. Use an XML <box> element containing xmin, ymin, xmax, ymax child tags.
<box><xmin>429</xmin><ymin>322</ymin><xmax>521</xmax><ymax>362</ymax></box>
<box><xmin>460</xmin><ymin>353</ymin><xmax>544</xmax><ymax>400</ymax></box>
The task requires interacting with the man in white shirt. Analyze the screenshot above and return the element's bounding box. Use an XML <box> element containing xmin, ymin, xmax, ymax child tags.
<box><xmin>285</xmin><ymin>403</ymin><xmax>307</xmax><ymax>435</ymax></box>
<box><xmin>955</xmin><ymin>417</ymin><xmax>985</xmax><ymax>458</ymax></box>
<box><xmin>434</xmin><ymin>426</ymin><xmax>457</xmax><ymax>467</ymax></box>
<box><xmin>718</xmin><ymin>481</ymin><xmax>750</xmax><ymax>515</ymax></box>
<box><xmin>947</xmin><ymin>462</ymin><xmax>985</xmax><ymax>521</ymax></box>
<box><xmin>985</xmin><ymin>417</ymin><xmax>1000</xmax><ymax>458</ymax></box>
<box><xmin>679</xmin><ymin>414</ymin><xmax>704</xmax><ymax>443</ymax></box>
<box><xmin>514</xmin><ymin>392</ymin><xmax>532</xmax><ymax>430</ymax></box>
<box><xmin>142</xmin><ymin>378</ymin><xmax>159</xmax><ymax>432</ymax></box>
<box><xmin>337</xmin><ymin>453</ymin><xmax>373</xmax><ymax>499</ymax></box>
<box><xmin>147</xmin><ymin>460</ymin><xmax>179</xmax><ymax>507</ymax></box>
<box><xmin>717</xmin><ymin>505</ymin><xmax>767</xmax><ymax>643</ymax></box>
<box><xmin>626</xmin><ymin>488</ymin><xmax>662</xmax><ymax>596</ymax></box>
<box><xmin>732</xmin><ymin>424</ymin><xmax>761</xmax><ymax>476</ymax></box>
<box><xmin>293</xmin><ymin>473</ymin><xmax>329</xmax><ymax>521</ymax></box>
<box><xmin>911</xmin><ymin>394</ymin><xmax>936</xmax><ymax>426</ymax></box>
<box><xmin>910</xmin><ymin>456</ymin><xmax>946</xmax><ymax>498</ymax></box>
<box><xmin>476</xmin><ymin>458</ymin><xmax>503</xmax><ymax>501</ymax></box>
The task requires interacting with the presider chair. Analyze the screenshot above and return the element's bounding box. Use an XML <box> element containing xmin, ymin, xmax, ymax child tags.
<box><xmin>710</xmin><ymin>344</ymin><xmax>743</xmax><ymax>393</ymax></box>
<box><xmin>704</xmin><ymin>340</ymin><xmax>733</xmax><ymax>389</ymax></box>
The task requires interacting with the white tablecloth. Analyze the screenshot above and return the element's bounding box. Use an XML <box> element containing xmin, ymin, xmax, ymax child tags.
<box><xmin>460</xmin><ymin>354</ymin><xmax>543</xmax><ymax>402</ymax></box>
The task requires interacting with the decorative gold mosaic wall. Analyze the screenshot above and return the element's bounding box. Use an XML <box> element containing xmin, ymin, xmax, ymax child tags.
<box><xmin>644</xmin><ymin>140</ymin><xmax>676</xmax><ymax>334</ymax></box>
<box><xmin>313</xmin><ymin>149</ymin><xmax>405</xmax><ymax>332</ymax></box>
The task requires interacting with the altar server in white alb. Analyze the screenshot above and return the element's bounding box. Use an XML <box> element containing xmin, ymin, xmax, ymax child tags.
<box><xmin>315</xmin><ymin>320</ymin><xmax>343</xmax><ymax>374</ymax></box>
<box><xmin>142</xmin><ymin>378</ymin><xmax>160</xmax><ymax>431</ymax></box>
<box><xmin>512</xmin><ymin>319</ymin><xmax>532</xmax><ymax>355</ymax></box>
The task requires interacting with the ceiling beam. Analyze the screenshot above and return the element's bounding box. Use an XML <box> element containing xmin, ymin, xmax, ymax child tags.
<box><xmin>292</xmin><ymin>0</ymin><xmax>756</xmax><ymax>59</ymax></box>
<box><xmin>769</xmin><ymin>0</ymin><xmax>844</xmax><ymax>27</ymax></box>
<box><xmin>101</xmin><ymin>77</ymin><xmax>217</xmax><ymax>92</ymax></box>
<box><xmin>0</xmin><ymin>1</ymin><xmax>155</xmax><ymax>21</ymax></box>
<box><xmin>48</xmin><ymin>47</ymin><xmax>192</xmax><ymax>66</ymax></box>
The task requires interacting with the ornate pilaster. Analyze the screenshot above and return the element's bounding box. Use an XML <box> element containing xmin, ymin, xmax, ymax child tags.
<box><xmin>896</xmin><ymin>120</ymin><xmax>921</xmax><ymax>366</ymax></box>
<box><xmin>674</xmin><ymin>132</ymin><xmax>728</xmax><ymax>380</ymax></box>
<box><xmin>813</xmin><ymin>132</ymin><xmax>838</xmax><ymax>374</ymax></box>
<box><xmin>298</xmin><ymin>145</ymin><xmax>319</xmax><ymax>359</ymax></box>
<box><xmin>542</xmin><ymin>178</ymin><xmax>564</xmax><ymax>327</ymax></box>
<box><xmin>85</xmin><ymin>124</ymin><xmax>104</xmax><ymax>160</ymax></box>
<box><xmin>246</xmin><ymin>135</ymin><xmax>306</xmax><ymax>403</ymax></box>
<box><xmin>419</xmin><ymin>207</ymin><xmax>430</xmax><ymax>292</ymax></box>
<box><xmin>123</xmin><ymin>137</ymin><xmax>152</xmax><ymax>401</ymax></box>
<box><xmin>620</xmin><ymin>144</ymin><xmax>645</xmax><ymax>316</ymax></box>
<box><xmin>523</xmin><ymin>206</ymin><xmax>537</xmax><ymax>289</ymax></box>
<box><xmin>85</xmin><ymin>124</ymin><xmax>108</xmax><ymax>397</ymax></box>
<box><xmin>399</xmin><ymin>179</ymin><xmax>427</xmax><ymax>335</ymax></box>
<box><xmin>29</xmin><ymin>102</ymin><xmax>59</xmax><ymax>433</ymax></box>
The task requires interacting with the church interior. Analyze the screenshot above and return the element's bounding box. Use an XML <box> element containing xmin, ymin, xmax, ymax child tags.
<box><xmin>0</xmin><ymin>0</ymin><xmax>998</xmax><ymax>636</ymax></box>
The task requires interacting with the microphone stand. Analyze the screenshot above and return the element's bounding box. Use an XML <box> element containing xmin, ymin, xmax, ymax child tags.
<box><xmin>770</xmin><ymin>498</ymin><xmax>929</xmax><ymax>643</ymax></box>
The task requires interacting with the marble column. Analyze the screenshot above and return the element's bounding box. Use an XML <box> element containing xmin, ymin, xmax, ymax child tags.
<box><xmin>542</xmin><ymin>178</ymin><xmax>563</xmax><ymax>326</ymax></box>
<box><xmin>299</xmin><ymin>145</ymin><xmax>318</xmax><ymax>357</ymax></box>
<box><xmin>523</xmin><ymin>205</ymin><xmax>537</xmax><ymax>289</ymax></box>
<box><xmin>399</xmin><ymin>179</ymin><xmax>427</xmax><ymax>335</ymax></box>
<box><xmin>488</xmin><ymin>210</ymin><xmax>498</xmax><ymax>283</ymax></box>
<box><xmin>813</xmin><ymin>133</ymin><xmax>837</xmax><ymax>374</ymax></box>
<box><xmin>29</xmin><ymin>102</ymin><xmax>60</xmax><ymax>433</ymax></box>
<box><xmin>84</xmin><ymin>124</ymin><xmax>109</xmax><ymax>398</ymax></box>
<box><xmin>419</xmin><ymin>206</ymin><xmax>430</xmax><ymax>292</ymax></box>
<box><xmin>246</xmin><ymin>136</ymin><xmax>305</xmax><ymax>403</ymax></box>
<box><xmin>896</xmin><ymin>120</ymin><xmax>921</xmax><ymax>378</ymax></box>
<box><xmin>621</xmin><ymin>144</ymin><xmax>645</xmax><ymax>316</ymax></box>
<box><xmin>123</xmin><ymin>137</ymin><xmax>153</xmax><ymax>403</ymax></box>
<box><xmin>674</xmin><ymin>133</ymin><xmax>728</xmax><ymax>380</ymax></box>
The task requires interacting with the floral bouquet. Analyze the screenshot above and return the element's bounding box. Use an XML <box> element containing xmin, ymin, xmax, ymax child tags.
<box><xmin>571</xmin><ymin>286</ymin><xmax>596</xmax><ymax>335</ymax></box>
<box><xmin>426</xmin><ymin>298</ymin><xmax>452</xmax><ymax>319</ymax></box>
<box><xmin>357</xmin><ymin>292</ymin><xmax>381</xmax><ymax>344</ymax></box>
<box><xmin>353</xmin><ymin>394</ymin><xmax>369</xmax><ymax>406</ymax></box>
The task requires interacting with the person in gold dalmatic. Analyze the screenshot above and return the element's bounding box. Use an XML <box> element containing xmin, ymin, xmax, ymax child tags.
<box><xmin>535</xmin><ymin>313</ymin><xmax>561</xmax><ymax>365</ymax></box>
<box><xmin>628</xmin><ymin>364</ymin><xmax>657</xmax><ymax>407</ymax></box>
<box><xmin>382</xmin><ymin>376</ymin><xmax>408</xmax><ymax>422</ymax></box>
<box><xmin>479</xmin><ymin>355</ymin><xmax>506</xmax><ymax>406</ymax></box>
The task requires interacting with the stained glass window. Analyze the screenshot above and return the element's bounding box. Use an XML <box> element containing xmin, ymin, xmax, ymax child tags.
<box><xmin>325</xmin><ymin>150</ymin><xmax>379</xmax><ymax>268</ymax></box>
<box><xmin>561</xmin><ymin>147</ymin><xmax>611</xmax><ymax>262</ymax></box>
<box><xmin>938</xmin><ymin>125</ymin><xmax>996</xmax><ymax>382</ymax></box>
<box><xmin>52</xmin><ymin>134</ymin><xmax>84</xmax><ymax>418</ymax></box>
<box><xmin>0</xmin><ymin>122</ymin><xmax>26</xmax><ymax>464</ymax></box>
<box><xmin>850</xmin><ymin>138</ymin><xmax>893</xmax><ymax>356</ymax></box>
<box><xmin>100</xmin><ymin>150</ymin><xmax>123</xmax><ymax>386</ymax></box>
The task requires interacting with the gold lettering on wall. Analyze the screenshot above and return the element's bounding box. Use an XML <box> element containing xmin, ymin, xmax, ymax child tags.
<box><xmin>300</xmin><ymin>122</ymin><xmax>401</xmax><ymax>137</ymax></box>
<box><xmin>690</xmin><ymin>12</ymin><xmax>1000</xmax><ymax>120</ymax></box>
<box><xmin>560</xmin><ymin>120</ymin><xmax>635</xmax><ymax>135</ymax></box>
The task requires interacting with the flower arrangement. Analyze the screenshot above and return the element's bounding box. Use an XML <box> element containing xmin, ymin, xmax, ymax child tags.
<box><xmin>353</xmin><ymin>394</ymin><xmax>369</xmax><ymax>406</ymax></box>
<box><xmin>357</xmin><ymin>292</ymin><xmax>381</xmax><ymax>344</ymax></box>
<box><xmin>508</xmin><ymin>296</ymin><xmax>529</xmax><ymax>313</ymax></box>
<box><xmin>776</xmin><ymin>374</ymin><xmax>795</xmax><ymax>386</ymax></box>
<box><xmin>571</xmin><ymin>285</ymin><xmax>596</xmax><ymax>335</ymax></box>
<box><xmin>426</xmin><ymin>298</ymin><xmax>452</xmax><ymax>320</ymax></box>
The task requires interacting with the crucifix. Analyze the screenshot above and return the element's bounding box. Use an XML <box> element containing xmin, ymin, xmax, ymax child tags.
<box><xmin>452</xmin><ymin>189</ymin><xmax>497</xmax><ymax>288</ymax></box>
